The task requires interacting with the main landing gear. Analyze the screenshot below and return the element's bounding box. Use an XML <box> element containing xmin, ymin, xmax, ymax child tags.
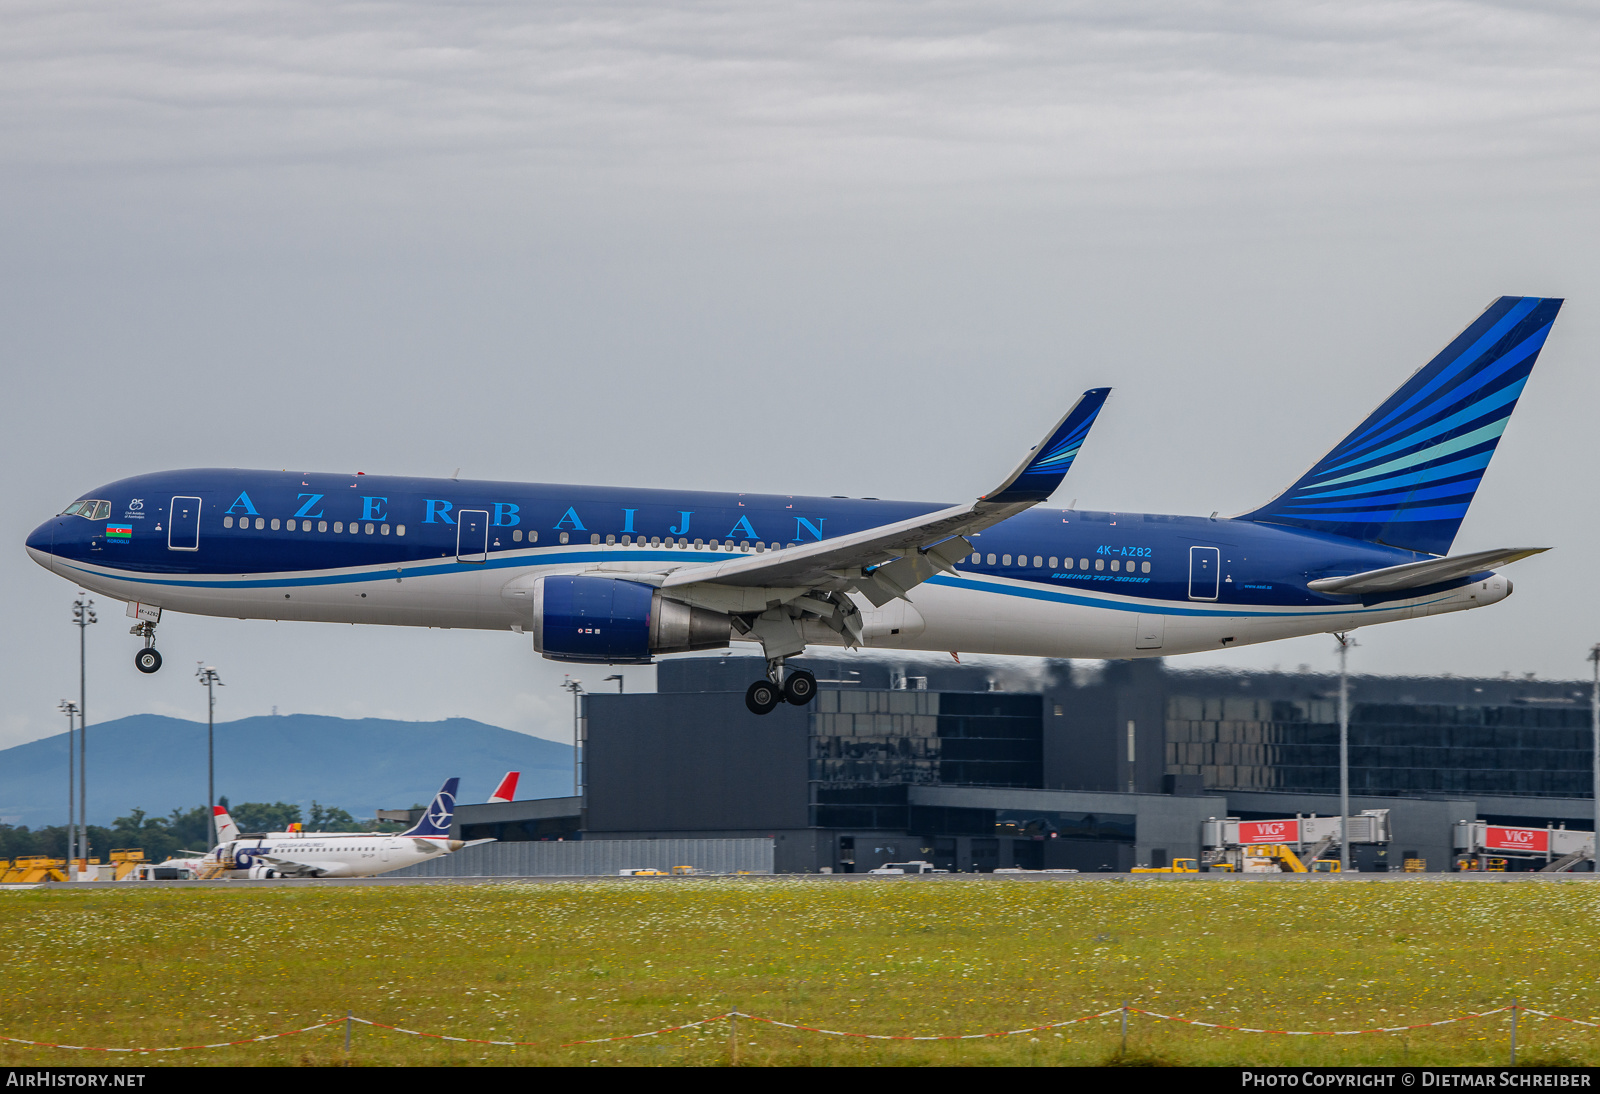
<box><xmin>745</xmin><ymin>661</ymin><xmax>817</xmax><ymax>715</ymax></box>
<box><xmin>131</xmin><ymin>621</ymin><xmax>162</xmax><ymax>674</ymax></box>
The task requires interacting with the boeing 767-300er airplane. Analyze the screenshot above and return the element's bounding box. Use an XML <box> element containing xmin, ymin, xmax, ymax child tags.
<box><xmin>25</xmin><ymin>297</ymin><xmax>1562</xmax><ymax>714</ymax></box>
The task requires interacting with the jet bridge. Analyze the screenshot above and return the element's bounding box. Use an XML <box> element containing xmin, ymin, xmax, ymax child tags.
<box><xmin>1453</xmin><ymin>821</ymin><xmax>1594</xmax><ymax>872</ymax></box>
<box><xmin>1202</xmin><ymin>810</ymin><xmax>1391</xmax><ymax>872</ymax></box>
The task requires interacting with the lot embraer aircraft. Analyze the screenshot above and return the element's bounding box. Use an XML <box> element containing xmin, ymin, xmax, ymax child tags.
<box><xmin>26</xmin><ymin>297</ymin><xmax>1561</xmax><ymax>714</ymax></box>
<box><xmin>199</xmin><ymin>778</ymin><xmax>481</xmax><ymax>879</ymax></box>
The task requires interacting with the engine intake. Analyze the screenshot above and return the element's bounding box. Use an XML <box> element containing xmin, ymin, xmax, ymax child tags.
<box><xmin>531</xmin><ymin>575</ymin><xmax>730</xmax><ymax>664</ymax></box>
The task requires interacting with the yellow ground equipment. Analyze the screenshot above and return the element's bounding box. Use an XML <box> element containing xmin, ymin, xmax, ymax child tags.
<box><xmin>1310</xmin><ymin>859</ymin><xmax>1341</xmax><ymax>872</ymax></box>
<box><xmin>1242</xmin><ymin>845</ymin><xmax>1309</xmax><ymax>873</ymax></box>
<box><xmin>1131</xmin><ymin>858</ymin><xmax>1201</xmax><ymax>873</ymax></box>
<box><xmin>2</xmin><ymin>856</ymin><xmax>69</xmax><ymax>882</ymax></box>
<box><xmin>110</xmin><ymin>849</ymin><xmax>147</xmax><ymax>880</ymax></box>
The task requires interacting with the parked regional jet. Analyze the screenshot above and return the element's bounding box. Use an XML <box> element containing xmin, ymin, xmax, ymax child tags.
<box><xmin>197</xmin><ymin>778</ymin><xmax>485</xmax><ymax>879</ymax></box>
<box><xmin>25</xmin><ymin>298</ymin><xmax>1561</xmax><ymax>714</ymax></box>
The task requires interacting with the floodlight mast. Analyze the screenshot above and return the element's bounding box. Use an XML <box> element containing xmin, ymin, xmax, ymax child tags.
<box><xmin>1589</xmin><ymin>645</ymin><xmax>1600</xmax><ymax>871</ymax></box>
<box><xmin>562</xmin><ymin>675</ymin><xmax>585</xmax><ymax>798</ymax></box>
<box><xmin>57</xmin><ymin>700</ymin><xmax>78</xmax><ymax>865</ymax></box>
<box><xmin>1334</xmin><ymin>633</ymin><xmax>1355</xmax><ymax>874</ymax></box>
<box><xmin>196</xmin><ymin>665</ymin><xmax>224</xmax><ymax>841</ymax></box>
<box><xmin>71</xmin><ymin>596</ymin><xmax>95</xmax><ymax>874</ymax></box>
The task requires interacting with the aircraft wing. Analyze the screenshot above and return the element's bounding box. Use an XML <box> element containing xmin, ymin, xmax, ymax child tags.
<box><xmin>658</xmin><ymin>388</ymin><xmax>1111</xmax><ymax>611</ymax></box>
<box><xmin>1307</xmin><ymin>547</ymin><xmax>1547</xmax><ymax>596</ymax></box>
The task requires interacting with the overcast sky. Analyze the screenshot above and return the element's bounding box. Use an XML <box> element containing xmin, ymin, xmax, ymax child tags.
<box><xmin>4</xmin><ymin>1</ymin><xmax>1599</xmax><ymax>751</ymax></box>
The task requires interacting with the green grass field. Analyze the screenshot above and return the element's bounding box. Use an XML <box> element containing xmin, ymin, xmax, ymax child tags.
<box><xmin>1</xmin><ymin>877</ymin><xmax>1596</xmax><ymax>1067</ymax></box>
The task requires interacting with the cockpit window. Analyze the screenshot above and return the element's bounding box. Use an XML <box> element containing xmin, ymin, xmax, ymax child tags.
<box><xmin>62</xmin><ymin>500</ymin><xmax>111</xmax><ymax>519</ymax></box>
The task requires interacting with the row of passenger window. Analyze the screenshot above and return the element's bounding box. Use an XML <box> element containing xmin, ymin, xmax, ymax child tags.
<box><xmin>224</xmin><ymin>516</ymin><xmax>406</xmax><ymax>537</ymax></box>
<box><xmin>971</xmin><ymin>552</ymin><xmax>1152</xmax><ymax>574</ymax></box>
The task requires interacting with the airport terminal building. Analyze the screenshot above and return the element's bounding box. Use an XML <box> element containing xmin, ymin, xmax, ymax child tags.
<box><xmin>425</xmin><ymin>655</ymin><xmax>1597</xmax><ymax>875</ymax></box>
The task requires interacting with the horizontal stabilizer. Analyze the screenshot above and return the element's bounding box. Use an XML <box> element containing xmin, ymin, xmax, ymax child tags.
<box><xmin>1307</xmin><ymin>547</ymin><xmax>1547</xmax><ymax>596</ymax></box>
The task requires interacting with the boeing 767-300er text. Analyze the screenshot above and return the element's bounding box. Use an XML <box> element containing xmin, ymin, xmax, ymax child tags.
<box><xmin>25</xmin><ymin>297</ymin><xmax>1562</xmax><ymax>714</ymax></box>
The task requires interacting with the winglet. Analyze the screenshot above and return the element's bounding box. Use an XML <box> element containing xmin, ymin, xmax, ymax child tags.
<box><xmin>401</xmin><ymin>777</ymin><xmax>459</xmax><ymax>839</ymax></box>
<box><xmin>981</xmin><ymin>388</ymin><xmax>1110</xmax><ymax>504</ymax></box>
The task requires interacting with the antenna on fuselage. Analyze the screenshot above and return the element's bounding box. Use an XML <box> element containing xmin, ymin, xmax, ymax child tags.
<box><xmin>451</xmin><ymin>468</ymin><xmax>461</xmax><ymax>480</ymax></box>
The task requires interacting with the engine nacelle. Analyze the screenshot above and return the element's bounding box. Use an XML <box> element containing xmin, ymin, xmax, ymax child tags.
<box><xmin>530</xmin><ymin>576</ymin><xmax>730</xmax><ymax>664</ymax></box>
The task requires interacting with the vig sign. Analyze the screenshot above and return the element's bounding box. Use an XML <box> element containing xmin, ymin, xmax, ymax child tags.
<box><xmin>1484</xmin><ymin>826</ymin><xmax>1548</xmax><ymax>853</ymax></box>
<box><xmin>1237</xmin><ymin>820</ymin><xmax>1300</xmax><ymax>844</ymax></box>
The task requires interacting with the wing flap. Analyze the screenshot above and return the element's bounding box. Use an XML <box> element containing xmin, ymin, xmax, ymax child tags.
<box><xmin>1307</xmin><ymin>547</ymin><xmax>1547</xmax><ymax>595</ymax></box>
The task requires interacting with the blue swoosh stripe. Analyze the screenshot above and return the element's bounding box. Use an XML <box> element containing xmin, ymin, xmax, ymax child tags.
<box><xmin>60</xmin><ymin>556</ymin><xmax>1453</xmax><ymax>621</ymax></box>
<box><xmin>1276</xmin><ymin>479</ymin><xmax>1480</xmax><ymax>511</ymax></box>
<box><xmin>1316</xmin><ymin>375</ymin><xmax>1527</xmax><ymax>477</ymax></box>
<box><xmin>1343</xmin><ymin>297</ymin><xmax>1540</xmax><ymax>450</ymax></box>
<box><xmin>1273</xmin><ymin>504</ymin><xmax>1470</xmax><ymax>524</ymax></box>
<box><xmin>1334</xmin><ymin>325</ymin><xmax>1548</xmax><ymax>461</ymax></box>
<box><xmin>1307</xmin><ymin>420</ymin><xmax>1506</xmax><ymax>489</ymax></box>
<box><xmin>1290</xmin><ymin>451</ymin><xmax>1495</xmax><ymax>501</ymax></box>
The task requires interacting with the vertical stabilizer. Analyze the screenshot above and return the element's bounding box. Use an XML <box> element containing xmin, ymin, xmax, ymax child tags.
<box><xmin>487</xmin><ymin>771</ymin><xmax>519</xmax><ymax>804</ymax></box>
<box><xmin>213</xmin><ymin>805</ymin><xmax>239</xmax><ymax>844</ymax></box>
<box><xmin>401</xmin><ymin>778</ymin><xmax>459</xmax><ymax>839</ymax></box>
<box><xmin>1241</xmin><ymin>297</ymin><xmax>1562</xmax><ymax>555</ymax></box>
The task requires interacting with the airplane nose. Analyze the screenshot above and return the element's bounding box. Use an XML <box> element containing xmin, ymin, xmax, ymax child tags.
<box><xmin>24</xmin><ymin>520</ymin><xmax>56</xmax><ymax>573</ymax></box>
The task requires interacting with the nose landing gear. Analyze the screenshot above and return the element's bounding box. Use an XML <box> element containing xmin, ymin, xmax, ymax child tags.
<box><xmin>744</xmin><ymin>660</ymin><xmax>818</xmax><ymax>715</ymax></box>
<box><xmin>131</xmin><ymin>620</ymin><xmax>162</xmax><ymax>674</ymax></box>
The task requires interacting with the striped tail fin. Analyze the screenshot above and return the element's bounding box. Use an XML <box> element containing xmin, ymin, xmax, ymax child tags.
<box><xmin>1241</xmin><ymin>296</ymin><xmax>1562</xmax><ymax>555</ymax></box>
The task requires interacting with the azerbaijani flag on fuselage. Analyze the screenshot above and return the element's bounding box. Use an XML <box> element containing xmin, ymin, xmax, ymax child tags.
<box><xmin>105</xmin><ymin>525</ymin><xmax>132</xmax><ymax>540</ymax></box>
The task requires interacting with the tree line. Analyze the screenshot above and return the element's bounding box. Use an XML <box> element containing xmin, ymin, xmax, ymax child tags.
<box><xmin>0</xmin><ymin>798</ymin><xmax>409</xmax><ymax>864</ymax></box>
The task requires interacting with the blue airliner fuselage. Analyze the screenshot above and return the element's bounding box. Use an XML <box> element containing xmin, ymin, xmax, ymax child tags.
<box><xmin>22</xmin><ymin>296</ymin><xmax>1562</xmax><ymax>705</ymax></box>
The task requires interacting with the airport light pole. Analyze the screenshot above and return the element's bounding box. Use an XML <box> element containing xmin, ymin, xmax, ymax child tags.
<box><xmin>196</xmin><ymin>665</ymin><xmax>224</xmax><ymax>841</ymax></box>
<box><xmin>1589</xmin><ymin>645</ymin><xmax>1600</xmax><ymax>871</ymax></box>
<box><xmin>562</xmin><ymin>675</ymin><xmax>584</xmax><ymax>798</ymax></box>
<box><xmin>1335</xmin><ymin>633</ymin><xmax>1355</xmax><ymax>874</ymax></box>
<box><xmin>71</xmin><ymin>596</ymin><xmax>95</xmax><ymax>872</ymax></box>
<box><xmin>58</xmin><ymin>700</ymin><xmax>78</xmax><ymax>864</ymax></box>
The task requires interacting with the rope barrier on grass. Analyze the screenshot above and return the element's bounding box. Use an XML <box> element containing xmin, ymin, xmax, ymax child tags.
<box><xmin>1127</xmin><ymin>1005</ymin><xmax>1510</xmax><ymax>1036</ymax></box>
<box><xmin>0</xmin><ymin>1019</ymin><xmax>335</xmax><ymax>1053</ymax></box>
<box><xmin>3</xmin><ymin>1002</ymin><xmax>1594</xmax><ymax>1054</ymax></box>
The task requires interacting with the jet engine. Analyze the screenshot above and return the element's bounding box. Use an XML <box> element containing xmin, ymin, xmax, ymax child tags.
<box><xmin>530</xmin><ymin>575</ymin><xmax>730</xmax><ymax>664</ymax></box>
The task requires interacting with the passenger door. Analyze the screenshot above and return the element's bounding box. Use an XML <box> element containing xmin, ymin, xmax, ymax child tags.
<box><xmin>457</xmin><ymin>509</ymin><xmax>490</xmax><ymax>563</ymax></box>
<box><xmin>168</xmin><ymin>496</ymin><xmax>201</xmax><ymax>551</ymax></box>
<box><xmin>1188</xmin><ymin>546</ymin><xmax>1220</xmax><ymax>600</ymax></box>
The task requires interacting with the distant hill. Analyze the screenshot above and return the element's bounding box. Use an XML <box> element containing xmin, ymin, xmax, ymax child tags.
<box><xmin>0</xmin><ymin>714</ymin><xmax>574</xmax><ymax>829</ymax></box>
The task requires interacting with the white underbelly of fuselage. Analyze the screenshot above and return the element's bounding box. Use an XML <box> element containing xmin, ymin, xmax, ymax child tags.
<box><xmin>61</xmin><ymin>549</ymin><xmax>1504</xmax><ymax>662</ymax></box>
